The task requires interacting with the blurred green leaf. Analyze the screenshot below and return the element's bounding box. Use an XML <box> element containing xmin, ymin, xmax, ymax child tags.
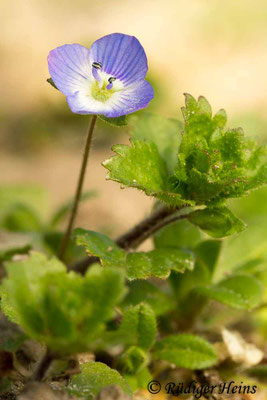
<box><xmin>154</xmin><ymin>219</ymin><xmax>202</xmax><ymax>249</ymax></box>
<box><xmin>195</xmin><ymin>274</ymin><xmax>263</xmax><ymax>310</ymax></box>
<box><xmin>0</xmin><ymin>244</ymin><xmax>31</xmax><ymax>262</ymax></box>
<box><xmin>0</xmin><ymin>253</ymin><xmax>126</xmax><ymax>354</ymax></box>
<box><xmin>119</xmin><ymin>303</ymin><xmax>157</xmax><ymax>350</ymax></box>
<box><xmin>69</xmin><ymin>362</ymin><xmax>132</xmax><ymax>399</ymax></box>
<box><xmin>1</xmin><ymin>203</ymin><xmax>43</xmax><ymax>232</ymax></box>
<box><xmin>122</xmin><ymin>280</ymin><xmax>175</xmax><ymax>316</ymax></box>
<box><xmin>154</xmin><ymin>334</ymin><xmax>217</xmax><ymax>369</ymax></box>
<box><xmin>98</xmin><ymin>115</ymin><xmax>128</xmax><ymax>127</ymax></box>
<box><xmin>125</xmin><ymin>366</ymin><xmax>152</xmax><ymax>392</ymax></box>
<box><xmin>188</xmin><ymin>207</ymin><xmax>246</xmax><ymax>238</ymax></box>
<box><xmin>194</xmin><ymin>240</ymin><xmax>222</xmax><ymax>279</ymax></box>
<box><xmin>120</xmin><ymin>346</ymin><xmax>148</xmax><ymax>374</ymax></box>
<box><xmin>129</xmin><ymin>113</ymin><xmax>183</xmax><ymax>172</ymax></box>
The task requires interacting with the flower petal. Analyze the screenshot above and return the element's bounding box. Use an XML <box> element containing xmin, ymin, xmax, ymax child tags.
<box><xmin>48</xmin><ymin>44</ymin><xmax>92</xmax><ymax>96</ymax></box>
<box><xmin>66</xmin><ymin>92</ymin><xmax>110</xmax><ymax>115</ymax></box>
<box><xmin>66</xmin><ymin>80</ymin><xmax>154</xmax><ymax>117</ymax></box>
<box><xmin>104</xmin><ymin>80</ymin><xmax>154</xmax><ymax>117</ymax></box>
<box><xmin>89</xmin><ymin>33</ymin><xmax>148</xmax><ymax>87</ymax></box>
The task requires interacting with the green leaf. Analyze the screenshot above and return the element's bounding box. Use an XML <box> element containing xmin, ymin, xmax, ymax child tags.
<box><xmin>0</xmin><ymin>316</ymin><xmax>27</xmax><ymax>352</ymax></box>
<box><xmin>154</xmin><ymin>334</ymin><xmax>218</xmax><ymax>369</ymax></box>
<box><xmin>74</xmin><ymin>229</ymin><xmax>194</xmax><ymax>280</ymax></box>
<box><xmin>47</xmin><ymin>77</ymin><xmax>58</xmax><ymax>90</ymax></box>
<box><xmin>129</xmin><ymin>113</ymin><xmax>183</xmax><ymax>172</ymax></box>
<box><xmin>1</xmin><ymin>203</ymin><xmax>43</xmax><ymax>232</ymax></box>
<box><xmin>103</xmin><ymin>139</ymin><xmax>192</xmax><ymax>207</ymax></box>
<box><xmin>120</xmin><ymin>346</ymin><xmax>148</xmax><ymax>374</ymax></box>
<box><xmin>98</xmin><ymin>115</ymin><xmax>128</xmax><ymax>127</ymax></box>
<box><xmin>194</xmin><ymin>240</ymin><xmax>222</xmax><ymax>279</ymax></box>
<box><xmin>188</xmin><ymin>207</ymin><xmax>246</xmax><ymax>238</ymax></box>
<box><xmin>122</xmin><ymin>280</ymin><xmax>175</xmax><ymax>316</ymax></box>
<box><xmin>125</xmin><ymin>366</ymin><xmax>152</xmax><ymax>392</ymax></box>
<box><xmin>126</xmin><ymin>248</ymin><xmax>194</xmax><ymax>280</ymax></box>
<box><xmin>154</xmin><ymin>218</ymin><xmax>202</xmax><ymax>249</ymax></box>
<box><xmin>0</xmin><ymin>253</ymin><xmax>126</xmax><ymax>354</ymax></box>
<box><xmin>49</xmin><ymin>191</ymin><xmax>96</xmax><ymax>228</ymax></box>
<box><xmin>69</xmin><ymin>362</ymin><xmax>132</xmax><ymax>399</ymax></box>
<box><xmin>74</xmin><ymin>228</ymin><xmax>126</xmax><ymax>266</ymax></box>
<box><xmin>119</xmin><ymin>303</ymin><xmax>157</xmax><ymax>350</ymax></box>
<box><xmin>0</xmin><ymin>244</ymin><xmax>31</xmax><ymax>262</ymax></box>
<box><xmin>195</xmin><ymin>274</ymin><xmax>263</xmax><ymax>310</ymax></box>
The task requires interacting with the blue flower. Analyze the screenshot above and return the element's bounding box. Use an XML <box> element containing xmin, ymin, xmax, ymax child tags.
<box><xmin>47</xmin><ymin>33</ymin><xmax>154</xmax><ymax>118</ymax></box>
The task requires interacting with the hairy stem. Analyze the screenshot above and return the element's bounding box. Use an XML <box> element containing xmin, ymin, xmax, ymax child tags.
<box><xmin>59</xmin><ymin>115</ymin><xmax>97</xmax><ymax>261</ymax></box>
<box><xmin>69</xmin><ymin>204</ymin><xmax>190</xmax><ymax>274</ymax></box>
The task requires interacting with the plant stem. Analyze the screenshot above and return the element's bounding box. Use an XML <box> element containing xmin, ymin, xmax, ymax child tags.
<box><xmin>32</xmin><ymin>348</ymin><xmax>55</xmax><ymax>381</ymax></box>
<box><xmin>58</xmin><ymin>115</ymin><xmax>97</xmax><ymax>261</ymax></box>
<box><xmin>69</xmin><ymin>204</ymin><xmax>190</xmax><ymax>274</ymax></box>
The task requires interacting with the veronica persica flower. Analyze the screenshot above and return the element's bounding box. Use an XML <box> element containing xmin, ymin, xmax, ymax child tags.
<box><xmin>47</xmin><ymin>33</ymin><xmax>154</xmax><ymax>118</ymax></box>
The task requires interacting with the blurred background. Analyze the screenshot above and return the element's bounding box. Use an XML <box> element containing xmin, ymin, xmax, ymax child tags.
<box><xmin>0</xmin><ymin>0</ymin><xmax>266</xmax><ymax>277</ymax></box>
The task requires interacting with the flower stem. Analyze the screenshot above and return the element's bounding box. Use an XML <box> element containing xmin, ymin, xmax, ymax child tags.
<box><xmin>58</xmin><ymin>115</ymin><xmax>97</xmax><ymax>261</ymax></box>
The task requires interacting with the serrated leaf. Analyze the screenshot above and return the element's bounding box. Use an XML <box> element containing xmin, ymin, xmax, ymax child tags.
<box><xmin>122</xmin><ymin>280</ymin><xmax>175</xmax><ymax>316</ymax></box>
<box><xmin>74</xmin><ymin>228</ymin><xmax>126</xmax><ymax>266</ymax></box>
<box><xmin>188</xmin><ymin>207</ymin><xmax>246</xmax><ymax>238</ymax></box>
<box><xmin>119</xmin><ymin>303</ymin><xmax>157</xmax><ymax>350</ymax></box>
<box><xmin>103</xmin><ymin>139</ymin><xmax>192</xmax><ymax>207</ymax></box>
<box><xmin>69</xmin><ymin>362</ymin><xmax>132</xmax><ymax>399</ymax></box>
<box><xmin>0</xmin><ymin>252</ymin><xmax>126</xmax><ymax>354</ymax></box>
<box><xmin>154</xmin><ymin>334</ymin><xmax>217</xmax><ymax>369</ymax></box>
<box><xmin>74</xmin><ymin>229</ymin><xmax>194</xmax><ymax>280</ymax></box>
<box><xmin>98</xmin><ymin>114</ymin><xmax>128</xmax><ymax>127</ymax></box>
<box><xmin>129</xmin><ymin>113</ymin><xmax>183</xmax><ymax>172</ymax></box>
<box><xmin>195</xmin><ymin>274</ymin><xmax>263</xmax><ymax>310</ymax></box>
<box><xmin>126</xmin><ymin>248</ymin><xmax>194</xmax><ymax>280</ymax></box>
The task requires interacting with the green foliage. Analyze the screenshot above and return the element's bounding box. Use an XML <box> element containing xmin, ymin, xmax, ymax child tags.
<box><xmin>195</xmin><ymin>274</ymin><xmax>263</xmax><ymax>310</ymax></box>
<box><xmin>187</xmin><ymin>207</ymin><xmax>246</xmax><ymax>238</ymax></box>
<box><xmin>98</xmin><ymin>115</ymin><xmax>128</xmax><ymax>127</ymax></box>
<box><xmin>129</xmin><ymin>113</ymin><xmax>183</xmax><ymax>172</ymax></box>
<box><xmin>120</xmin><ymin>346</ymin><xmax>148</xmax><ymax>374</ymax></box>
<box><xmin>1</xmin><ymin>203</ymin><xmax>43</xmax><ymax>233</ymax></box>
<box><xmin>122</xmin><ymin>280</ymin><xmax>175</xmax><ymax>316</ymax></box>
<box><xmin>69</xmin><ymin>362</ymin><xmax>132</xmax><ymax>399</ymax></box>
<box><xmin>119</xmin><ymin>303</ymin><xmax>157</xmax><ymax>350</ymax></box>
<box><xmin>154</xmin><ymin>334</ymin><xmax>218</xmax><ymax>369</ymax></box>
<box><xmin>103</xmin><ymin>94</ymin><xmax>266</xmax><ymax>207</ymax></box>
<box><xmin>74</xmin><ymin>228</ymin><xmax>194</xmax><ymax>279</ymax></box>
<box><xmin>0</xmin><ymin>252</ymin><xmax>125</xmax><ymax>354</ymax></box>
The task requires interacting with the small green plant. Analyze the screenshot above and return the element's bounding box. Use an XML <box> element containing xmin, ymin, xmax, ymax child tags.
<box><xmin>0</xmin><ymin>33</ymin><xmax>266</xmax><ymax>399</ymax></box>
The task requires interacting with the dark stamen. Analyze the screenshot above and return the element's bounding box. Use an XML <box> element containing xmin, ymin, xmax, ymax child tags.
<box><xmin>92</xmin><ymin>62</ymin><xmax>102</xmax><ymax>69</ymax></box>
<box><xmin>108</xmin><ymin>76</ymin><xmax>116</xmax><ymax>83</ymax></box>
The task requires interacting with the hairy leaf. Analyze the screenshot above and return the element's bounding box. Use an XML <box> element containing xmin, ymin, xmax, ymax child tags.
<box><xmin>74</xmin><ymin>229</ymin><xmax>194</xmax><ymax>280</ymax></box>
<box><xmin>69</xmin><ymin>362</ymin><xmax>132</xmax><ymax>399</ymax></box>
<box><xmin>119</xmin><ymin>303</ymin><xmax>157</xmax><ymax>350</ymax></box>
<box><xmin>188</xmin><ymin>207</ymin><xmax>246</xmax><ymax>238</ymax></box>
<box><xmin>0</xmin><ymin>253</ymin><xmax>125</xmax><ymax>354</ymax></box>
<box><xmin>154</xmin><ymin>334</ymin><xmax>218</xmax><ymax>369</ymax></box>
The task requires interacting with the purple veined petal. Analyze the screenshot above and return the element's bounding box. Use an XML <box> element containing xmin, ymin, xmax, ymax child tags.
<box><xmin>66</xmin><ymin>79</ymin><xmax>154</xmax><ymax>117</ymax></box>
<box><xmin>48</xmin><ymin>44</ymin><xmax>92</xmax><ymax>96</ymax></box>
<box><xmin>103</xmin><ymin>80</ymin><xmax>154</xmax><ymax>118</ymax></box>
<box><xmin>66</xmin><ymin>91</ymin><xmax>112</xmax><ymax>115</ymax></box>
<box><xmin>88</xmin><ymin>33</ymin><xmax>148</xmax><ymax>87</ymax></box>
